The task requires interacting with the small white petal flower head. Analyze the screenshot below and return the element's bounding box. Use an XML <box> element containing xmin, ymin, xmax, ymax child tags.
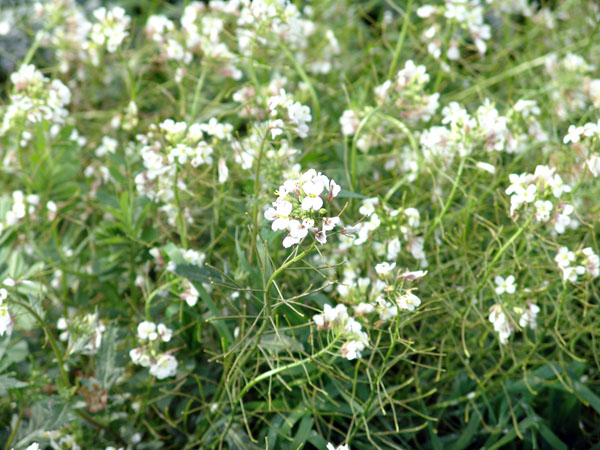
<box><xmin>137</xmin><ymin>321</ymin><xmax>158</xmax><ymax>341</ymax></box>
<box><xmin>494</xmin><ymin>275</ymin><xmax>516</xmax><ymax>295</ymax></box>
<box><xmin>264</xmin><ymin>170</ymin><xmax>342</xmax><ymax>248</ymax></box>
<box><xmin>375</xmin><ymin>262</ymin><xmax>396</xmax><ymax>277</ymax></box>
<box><xmin>149</xmin><ymin>353</ymin><xmax>178</xmax><ymax>379</ymax></box>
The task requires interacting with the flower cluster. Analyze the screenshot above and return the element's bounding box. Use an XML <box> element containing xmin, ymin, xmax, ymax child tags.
<box><xmin>0</xmin><ymin>64</ymin><xmax>71</xmax><ymax>135</ymax></box>
<box><xmin>267</xmin><ymin>88</ymin><xmax>313</xmax><ymax>138</ymax></box>
<box><xmin>417</xmin><ymin>0</ymin><xmax>491</xmax><ymax>61</ymax></box>
<box><xmin>264</xmin><ymin>169</ymin><xmax>342</xmax><ymax>248</ymax></box>
<box><xmin>562</xmin><ymin>119</ymin><xmax>600</xmax><ymax>178</ymax></box>
<box><xmin>313</xmin><ymin>303</ymin><xmax>369</xmax><ymax>360</ymax></box>
<box><xmin>134</xmin><ymin>118</ymin><xmax>232</xmax><ymax>224</ymax></box>
<box><xmin>544</xmin><ymin>53</ymin><xmax>595</xmax><ymax>120</ymax></box>
<box><xmin>555</xmin><ymin>247</ymin><xmax>600</xmax><ymax>282</ymax></box>
<box><xmin>488</xmin><ymin>302</ymin><xmax>540</xmax><ymax>344</ymax></box>
<box><xmin>505</xmin><ymin>165</ymin><xmax>575</xmax><ymax>232</ymax></box>
<box><xmin>353</xmin><ymin>198</ymin><xmax>427</xmax><ymax>267</ymax></box>
<box><xmin>129</xmin><ymin>321</ymin><xmax>177</xmax><ymax>380</ymax></box>
<box><xmin>0</xmin><ymin>191</ymin><xmax>40</xmax><ymax>233</ymax></box>
<box><xmin>340</xmin><ymin>61</ymin><xmax>438</xmax><ymax>153</ymax></box>
<box><xmin>372</xmin><ymin>60</ymin><xmax>440</xmax><ymax>123</ymax></box>
<box><xmin>88</xmin><ymin>6</ymin><xmax>130</xmax><ymax>57</ymax></box>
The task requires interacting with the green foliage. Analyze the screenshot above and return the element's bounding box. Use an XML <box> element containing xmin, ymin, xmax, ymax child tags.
<box><xmin>0</xmin><ymin>0</ymin><xmax>599</xmax><ymax>448</ymax></box>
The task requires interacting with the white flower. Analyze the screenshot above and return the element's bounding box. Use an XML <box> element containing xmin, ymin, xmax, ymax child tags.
<box><xmin>555</xmin><ymin>247</ymin><xmax>575</xmax><ymax>268</ymax></box>
<box><xmin>386</xmin><ymin>238</ymin><xmax>401</xmax><ymax>261</ymax></box>
<box><xmin>157</xmin><ymin>323</ymin><xmax>173</xmax><ymax>342</ymax></box>
<box><xmin>265</xmin><ymin>200</ymin><xmax>293</xmax><ymax>231</ymax></box>
<box><xmin>289</xmin><ymin>219</ymin><xmax>310</xmax><ymax>239</ymax></box>
<box><xmin>563</xmin><ymin>125</ymin><xmax>584</xmax><ymax>144</ymax></box>
<box><xmin>339</xmin><ymin>110</ymin><xmax>359</xmax><ymax>136</ymax></box>
<box><xmin>25</xmin><ymin>444</ymin><xmax>40</xmax><ymax>450</ymax></box>
<box><xmin>359</xmin><ymin>198</ymin><xmax>379</xmax><ymax>216</ymax></box>
<box><xmin>182</xmin><ymin>282</ymin><xmax>199</xmax><ymax>307</ymax></box>
<box><xmin>397</xmin><ymin>292</ymin><xmax>421</xmax><ymax>311</ymax></box>
<box><xmin>301</xmin><ymin>181</ymin><xmax>324</xmax><ymax>211</ymax></box>
<box><xmin>341</xmin><ymin>340</ymin><xmax>366</xmax><ymax>360</ymax></box>
<box><xmin>489</xmin><ymin>304</ymin><xmax>512</xmax><ymax>344</ymax></box>
<box><xmin>416</xmin><ymin>5</ymin><xmax>436</xmax><ymax>18</ymax></box>
<box><xmin>354</xmin><ymin>302</ymin><xmax>375</xmax><ymax>315</ymax></box>
<box><xmin>150</xmin><ymin>353</ymin><xmax>178</xmax><ymax>379</ymax></box>
<box><xmin>518</xmin><ymin>303</ymin><xmax>540</xmax><ymax>329</ymax></box>
<box><xmin>399</xmin><ymin>270</ymin><xmax>428</xmax><ymax>281</ymax></box>
<box><xmin>534</xmin><ymin>200</ymin><xmax>552</xmax><ymax>222</ymax></box>
<box><xmin>375</xmin><ymin>262</ymin><xmax>396</xmax><ymax>277</ymax></box>
<box><xmin>137</xmin><ymin>321</ymin><xmax>157</xmax><ymax>341</ymax></box>
<box><xmin>554</xmin><ymin>204</ymin><xmax>574</xmax><ymax>234</ymax></box>
<box><xmin>0</xmin><ymin>306</ymin><xmax>11</xmax><ymax>336</ymax></box>
<box><xmin>585</xmin><ymin>154</ymin><xmax>600</xmax><ymax>177</ymax></box>
<box><xmin>129</xmin><ymin>347</ymin><xmax>151</xmax><ymax>367</ymax></box>
<box><xmin>327</xmin><ymin>443</ymin><xmax>350</xmax><ymax>450</ymax></box>
<box><xmin>475</xmin><ymin>161</ymin><xmax>496</xmax><ymax>174</ymax></box>
<box><xmin>322</xmin><ymin>216</ymin><xmax>340</xmax><ymax>232</ymax></box>
<box><xmin>404</xmin><ymin>207</ymin><xmax>420</xmax><ymax>227</ymax></box>
<box><xmin>494</xmin><ymin>275</ymin><xmax>516</xmax><ymax>295</ymax></box>
<box><xmin>582</xmin><ymin>247</ymin><xmax>600</xmax><ymax>278</ymax></box>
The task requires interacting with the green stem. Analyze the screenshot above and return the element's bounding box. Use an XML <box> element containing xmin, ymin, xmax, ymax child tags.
<box><xmin>190</xmin><ymin>64</ymin><xmax>208</xmax><ymax>121</ymax></box>
<box><xmin>424</xmin><ymin>156</ymin><xmax>466</xmax><ymax>243</ymax></box>
<box><xmin>387</xmin><ymin>0</ymin><xmax>413</xmax><ymax>79</ymax></box>
<box><xmin>173</xmin><ymin>164</ymin><xmax>188</xmax><ymax>249</ymax></box>
<box><xmin>222</xmin><ymin>334</ymin><xmax>339</xmax><ymax>443</ymax></box>
<box><xmin>475</xmin><ymin>215</ymin><xmax>533</xmax><ymax>296</ymax></box>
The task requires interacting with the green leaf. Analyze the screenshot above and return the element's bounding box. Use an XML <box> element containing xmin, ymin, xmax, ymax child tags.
<box><xmin>290</xmin><ymin>415</ymin><xmax>313</xmax><ymax>450</ymax></box>
<box><xmin>538</xmin><ymin>422</ymin><xmax>568</xmax><ymax>450</ymax></box>
<box><xmin>572</xmin><ymin>379</ymin><xmax>600</xmax><ymax>415</ymax></box>
<box><xmin>175</xmin><ymin>263</ymin><xmax>237</xmax><ymax>289</ymax></box>
<box><xmin>336</xmin><ymin>189</ymin><xmax>366</xmax><ymax>199</ymax></box>
<box><xmin>96</xmin><ymin>326</ymin><xmax>124</xmax><ymax>390</ymax></box>
<box><xmin>0</xmin><ymin>374</ymin><xmax>28</xmax><ymax>392</ymax></box>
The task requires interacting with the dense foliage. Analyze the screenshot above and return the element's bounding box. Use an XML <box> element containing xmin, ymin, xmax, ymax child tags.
<box><xmin>0</xmin><ymin>0</ymin><xmax>599</xmax><ymax>449</ymax></box>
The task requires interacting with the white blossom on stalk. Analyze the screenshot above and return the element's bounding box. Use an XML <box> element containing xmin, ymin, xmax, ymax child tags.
<box><xmin>157</xmin><ymin>323</ymin><xmax>173</xmax><ymax>342</ymax></box>
<box><xmin>518</xmin><ymin>303</ymin><xmax>540</xmax><ymax>329</ymax></box>
<box><xmin>137</xmin><ymin>321</ymin><xmax>158</xmax><ymax>341</ymax></box>
<box><xmin>375</xmin><ymin>262</ymin><xmax>396</xmax><ymax>277</ymax></box>
<box><xmin>397</xmin><ymin>292</ymin><xmax>421</xmax><ymax>311</ymax></box>
<box><xmin>489</xmin><ymin>304</ymin><xmax>512</xmax><ymax>344</ymax></box>
<box><xmin>149</xmin><ymin>353</ymin><xmax>178</xmax><ymax>379</ymax></box>
<box><xmin>339</xmin><ymin>110</ymin><xmax>359</xmax><ymax>136</ymax></box>
<box><xmin>494</xmin><ymin>275</ymin><xmax>516</xmax><ymax>295</ymax></box>
<box><xmin>264</xmin><ymin>170</ymin><xmax>342</xmax><ymax>248</ymax></box>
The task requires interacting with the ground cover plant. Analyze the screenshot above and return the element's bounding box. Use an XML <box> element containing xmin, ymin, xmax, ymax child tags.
<box><xmin>0</xmin><ymin>0</ymin><xmax>600</xmax><ymax>448</ymax></box>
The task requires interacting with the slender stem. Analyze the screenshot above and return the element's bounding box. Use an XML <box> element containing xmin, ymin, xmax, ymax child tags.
<box><xmin>190</xmin><ymin>64</ymin><xmax>208</xmax><ymax>121</ymax></box>
<box><xmin>387</xmin><ymin>0</ymin><xmax>413</xmax><ymax>80</ymax></box>
<box><xmin>222</xmin><ymin>334</ymin><xmax>339</xmax><ymax>442</ymax></box>
<box><xmin>475</xmin><ymin>215</ymin><xmax>533</xmax><ymax>296</ymax></box>
<box><xmin>236</xmin><ymin>336</ymin><xmax>339</xmax><ymax>402</ymax></box>
<box><xmin>9</xmin><ymin>299</ymin><xmax>69</xmax><ymax>387</ymax></box>
<box><xmin>173</xmin><ymin>164</ymin><xmax>188</xmax><ymax>249</ymax></box>
<box><xmin>424</xmin><ymin>156</ymin><xmax>466</xmax><ymax>243</ymax></box>
<box><xmin>3</xmin><ymin>404</ymin><xmax>24</xmax><ymax>450</ymax></box>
